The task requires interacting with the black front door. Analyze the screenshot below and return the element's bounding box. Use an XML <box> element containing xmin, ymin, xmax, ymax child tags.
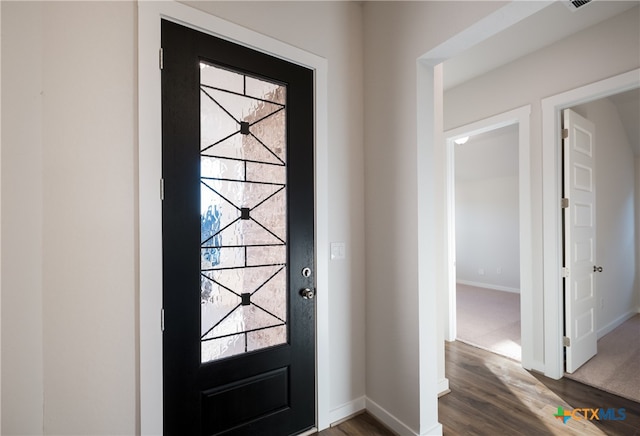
<box><xmin>161</xmin><ymin>20</ymin><xmax>315</xmax><ymax>435</ymax></box>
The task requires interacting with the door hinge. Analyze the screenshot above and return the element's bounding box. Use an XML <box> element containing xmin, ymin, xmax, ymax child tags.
<box><xmin>561</xmin><ymin>197</ymin><xmax>569</xmax><ymax>208</ymax></box>
<box><xmin>562</xmin><ymin>267</ymin><xmax>570</xmax><ymax>278</ymax></box>
<box><xmin>161</xmin><ymin>308</ymin><xmax>165</xmax><ymax>332</ymax></box>
<box><xmin>159</xmin><ymin>47</ymin><xmax>164</xmax><ymax>70</ymax></box>
<box><xmin>563</xmin><ymin>336</ymin><xmax>570</xmax><ymax>347</ymax></box>
<box><xmin>160</xmin><ymin>178</ymin><xmax>165</xmax><ymax>201</ymax></box>
<box><xmin>562</xmin><ymin>128</ymin><xmax>569</xmax><ymax>139</ymax></box>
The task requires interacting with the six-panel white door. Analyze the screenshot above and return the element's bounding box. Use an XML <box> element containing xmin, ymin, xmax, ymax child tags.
<box><xmin>563</xmin><ymin>108</ymin><xmax>598</xmax><ymax>373</ymax></box>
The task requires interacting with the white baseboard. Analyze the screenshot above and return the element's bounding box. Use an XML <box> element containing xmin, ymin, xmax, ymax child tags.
<box><xmin>438</xmin><ymin>378</ymin><xmax>450</xmax><ymax>397</ymax></box>
<box><xmin>365</xmin><ymin>397</ymin><xmax>418</xmax><ymax>435</ymax></box>
<box><xmin>597</xmin><ymin>310</ymin><xmax>637</xmax><ymax>339</ymax></box>
<box><xmin>457</xmin><ymin>279</ymin><xmax>520</xmax><ymax>294</ymax></box>
<box><xmin>329</xmin><ymin>396</ymin><xmax>444</xmax><ymax>435</ymax></box>
<box><xmin>421</xmin><ymin>422</ymin><xmax>444</xmax><ymax>435</ymax></box>
<box><xmin>530</xmin><ymin>359</ymin><xmax>546</xmax><ymax>374</ymax></box>
<box><xmin>328</xmin><ymin>396</ymin><xmax>366</xmax><ymax>426</ymax></box>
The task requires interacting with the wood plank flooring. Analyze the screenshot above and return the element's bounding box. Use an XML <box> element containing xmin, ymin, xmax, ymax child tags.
<box><xmin>440</xmin><ymin>341</ymin><xmax>640</xmax><ymax>435</ymax></box>
<box><xmin>315</xmin><ymin>341</ymin><xmax>640</xmax><ymax>435</ymax></box>
<box><xmin>316</xmin><ymin>412</ymin><xmax>393</xmax><ymax>436</ymax></box>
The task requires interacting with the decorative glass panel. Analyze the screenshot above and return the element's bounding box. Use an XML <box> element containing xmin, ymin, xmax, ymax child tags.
<box><xmin>200</xmin><ymin>62</ymin><xmax>288</xmax><ymax>363</ymax></box>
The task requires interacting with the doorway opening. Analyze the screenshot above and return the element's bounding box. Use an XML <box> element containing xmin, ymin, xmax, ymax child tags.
<box><xmin>452</xmin><ymin>125</ymin><xmax>521</xmax><ymax>361</ymax></box>
<box><xmin>541</xmin><ymin>68</ymin><xmax>639</xmax><ymax>381</ymax></box>
<box><xmin>443</xmin><ymin>106</ymin><xmax>533</xmax><ymax>369</ymax></box>
<box><xmin>560</xmin><ymin>89</ymin><xmax>640</xmax><ymax>403</ymax></box>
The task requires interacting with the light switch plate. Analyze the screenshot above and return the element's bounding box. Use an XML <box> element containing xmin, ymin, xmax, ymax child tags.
<box><xmin>330</xmin><ymin>242</ymin><xmax>346</xmax><ymax>260</ymax></box>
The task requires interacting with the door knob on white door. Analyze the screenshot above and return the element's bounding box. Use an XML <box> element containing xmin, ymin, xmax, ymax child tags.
<box><xmin>593</xmin><ymin>265</ymin><xmax>603</xmax><ymax>272</ymax></box>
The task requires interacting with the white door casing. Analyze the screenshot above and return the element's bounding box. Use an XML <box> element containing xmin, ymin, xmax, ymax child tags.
<box><xmin>563</xmin><ymin>108</ymin><xmax>597</xmax><ymax>373</ymax></box>
<box><xmin>443</xmin><ymin>105</ymin><xmax>534</xmax><ymax>370</ymax></box>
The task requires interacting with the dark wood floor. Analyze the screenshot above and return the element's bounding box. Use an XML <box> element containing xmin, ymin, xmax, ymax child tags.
<box><xmin>316</xmin><ymin>341</ymin><xmax>640</xmax><ymax>435</ymax></box>
<box><xmin>316</xmin><ymin>412</ymin><xmax>393</xmax><ymax>436</ymax></box>
<box><xmin>440</xmin><ymin>341</ymin><xmax>639</xmax><ymax>435</ymax></box>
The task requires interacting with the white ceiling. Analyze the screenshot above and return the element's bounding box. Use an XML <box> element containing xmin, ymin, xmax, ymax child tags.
<box><xmin>444</xmin><ymin>0</ymin><xmax>640</xmax><ymax>155</ymax></box>
<box><xmin>443</xmin><ymin>1</ymin><xmax>638</xmax><ymax>90</ymax></box>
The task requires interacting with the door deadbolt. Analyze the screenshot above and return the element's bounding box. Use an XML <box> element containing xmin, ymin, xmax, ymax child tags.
<box><xmin>300</xmin><ymin>288</ymin><xmax>315</xmax><ymax>299</ymax></box>
<box><xmin>301</xmin><ymin>267</ymin><xmax>312</xmax><ymax>278</ymax></box>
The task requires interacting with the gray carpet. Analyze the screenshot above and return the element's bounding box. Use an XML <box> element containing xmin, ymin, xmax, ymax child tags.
<box><xmin>456</xmin><ymin>284</ymin><xmax>521</xmax><ymax>361</ymax></box>
<box><xmin>565</xmin><ymin>314</ymin><xmax>640</xmax><ymax>403</ymax></box>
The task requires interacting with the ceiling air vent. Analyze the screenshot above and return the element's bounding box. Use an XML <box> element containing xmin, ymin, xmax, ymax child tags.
<box><xmin>563</xmin><ymin>0</ymin><xmax>593</xmax><ymax>11</ymax></box>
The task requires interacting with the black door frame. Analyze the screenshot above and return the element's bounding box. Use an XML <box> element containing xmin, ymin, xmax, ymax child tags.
<box><xmin>137</xmin><ymin>3</ymin><xmax>331</xmax><ymax>433</ymax></box>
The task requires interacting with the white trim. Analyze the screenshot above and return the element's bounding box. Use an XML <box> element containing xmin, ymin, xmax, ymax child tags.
<box><xmin>0</xmin><ymin>3</ymin><xmax>3</xmax><ymax>430</ymax></box>
<box><xmin>456</xmin><ymin>280</ymin><xmax>520</xmax><ymax>294</ymax></box>
<box><xmin>366</xmin><ymin>397</ymin><xmax>428</xmax><ymax>436</ymax></box>
<box><xmin>541</xmin><ymin>68</ymin><xmax>640</xmax><ymax>380</ymax></box>
<box><xmin>597</xmin><ymin>310</ymin><xmax>637</xmax><ymax>339</ymax></box>
<box><xmin>328</xmin><ymin>396</ymin><xmax>366</xmax><ymax>425</ymax></box>
<box><xmin>445</xmin><ymin>137</ymin><xmax>457</xmax><ymax>341</ymax></box>
<box><xmin>444</xmin><ymin>105</ymin><xmax>534</xmax><ymax>370</ymax></box>
<box><xmin>437</xmin><ymin>378</ymin><xmax>450</xmax><ymax>397</ymax></box>
<box><xmin>138</xmin><ymin>2</ymin><xmax>330</xmax><ymax>433</ymax></box>
<box><xmin>530</xmin><ymin>360</ymin><xmax>546</xmax><ymax>374</ymax></box>
<box><xmin>416</xmin><ymin>60</ymin><xmax>444</xmax><ymax>436</ymax></box>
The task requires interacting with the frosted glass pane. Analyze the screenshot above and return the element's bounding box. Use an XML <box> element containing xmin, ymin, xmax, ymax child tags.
<box><xmin>250</xmin><ymin>268</ymin><xmax>287</xmax><ymax>321</ymax></box>
<box><xmin>201</xmin><ymin>334</ymin><xmax>245</xmax><ymax>362</ymax></box>
<box><xmin>212</xmin><ymin>220</ymin><xmax>283</xmax><ymax>246</ymax></box>
<box><xmin>200</xmin><ymin>90</ymin><xmax>240</xmax><ymax>151</ymax></box>
<box><xmin>250</xmin><ymin>110</ymin><xmax>286</xmax><ymax>162</ymax></box>
<box><xmin>200</xmin><ymin>183</ymin><xmax>240</xmax><ymax>231</ymax></box>
<box><xmin>200</xmin><ymin>62</ymin><xmax>243</xmax><ymax>93</ymax></box>
<box><xmin>247</xmin><ymin>162</ymin><xmax>286</xmax><ymax>185</ymax></box>
<box><xmin>202</xmin><ymin>266</ymin><xmax>284</xmax><ymax>296</ymax></box>
<box><xmin>200</xmin><ymin>62</ymin><xmax>288</xmax><ymax>363</ymax></box>
<box><xmin>251</xmin><ymin>189</ymin><xmax>286</xmax><ymax>241</ymax></box>
<box><xmin>202</xmin><ymin>304</ymin><xmax>284</xmax><ymax>341</ymax></box>
<box><xmin>201</xmin><ymin>156</ymin><xmax>244</xmax><ymax>180</ymax></box>
<box><xmin>202</xmin><ymin>133</ymin><xmax>284</xmax><ymax>165</ymax></box>
<box><xmin>247</xmin><ymin>325</ymin><xmax>287</xmax><ymax>352</ymax></box>
<box><xmin>246</xmin><ymin>76</ymin><xmax>286</xmax><ymax>104</ymax></box>
<box><xmin>201</xmin><ymin>247</ymin><xmax>245</xmax><ymax>270</ymax></box>
<box><xmin>247</xmin><ymin>245</ymin><xmax>286</xmax><ymax>267</ymax></box>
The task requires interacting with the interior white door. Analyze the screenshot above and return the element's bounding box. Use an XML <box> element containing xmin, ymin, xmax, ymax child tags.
<box><xmin>563</xmin><ymin>108</ymin><xmax>597</xmax><ymax>373</ymax></box>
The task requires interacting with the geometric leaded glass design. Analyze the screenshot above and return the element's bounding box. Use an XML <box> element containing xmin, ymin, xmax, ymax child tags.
<box><xmin>200</xmin><ymin>62</ymin><xmax>288</xmax><ymax>363</ymax></box>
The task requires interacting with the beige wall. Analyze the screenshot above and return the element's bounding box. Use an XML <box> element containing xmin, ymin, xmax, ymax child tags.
<box><xmin>41</xmin><ymin>2</ymin><xmax>137</xmax><ymax>433</ymax></box>
<box><xmin>637</xmin><ymin>157</ymin><xmax>640</xmax><ymax>311</ymax></box>
<box><xmin>455</xmin><ymin>126</ymin><xmax>520</xmax><ymax>291</ymax></box>
<box><xmin>0</xmin><ymin>2</ymin><xmax>2</xmax><ymax>428</ymax></box>
<box><xmin>445</xmin><ymin>6</ymin><xmax>640</xmax><ymax>367</ymax></box>
<box><xmin>2</xmin><ymin>2</ymin><xmax>137</xmax><ymax>434</ymax></box>
<box><xmin>362</xmin><ymin>2</ymin><xmax>506</xmax><ymax>432</ymax></box>
<box><xmin>2</xmin><ymin>2</ymin><xmax>45</xmax><ymax>433</ymax></box>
